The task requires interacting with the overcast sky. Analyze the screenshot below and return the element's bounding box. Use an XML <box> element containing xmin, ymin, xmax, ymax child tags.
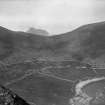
<box><xmin>0</xmin><ymin>0</ymin><xmax>105</xmax><ymax>35</ymax></box>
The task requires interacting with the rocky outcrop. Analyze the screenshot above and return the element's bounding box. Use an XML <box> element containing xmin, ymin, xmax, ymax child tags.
<box><xmin>0</xmin><ymin>85</ymin><xmax>30</xmax><ymax>105</ymax></box>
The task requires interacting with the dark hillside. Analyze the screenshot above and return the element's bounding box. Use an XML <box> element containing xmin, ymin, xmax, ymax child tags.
<box><xmin>0</xmin><ymin>22</ymin><xmax>105</xmax><ymax>67</ymax></box>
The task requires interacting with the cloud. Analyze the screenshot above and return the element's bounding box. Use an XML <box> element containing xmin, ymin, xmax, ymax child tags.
<box><xmin>92</xmin><ymin>0</ymin><xmax>105</xmax><ymax>21</ymax></box>
<box><xmin>0</xmin><ymin>0</ymin><xmax>105</xmax><ymax>34</ymax></box>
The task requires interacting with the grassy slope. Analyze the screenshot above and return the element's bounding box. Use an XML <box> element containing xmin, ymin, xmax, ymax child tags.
<box><xmin>1</xmin><ymin>22</ymin><xmax>105</xmax><ymax>67</ymax></box>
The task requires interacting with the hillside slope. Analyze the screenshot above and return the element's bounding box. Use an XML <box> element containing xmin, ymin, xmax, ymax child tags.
<box><xmin>0</xmin><ymin>22</ymin><xmax>105</xmax><ymax>67</ymax></box>
<box><xmin>0</xmin><ymin>22</ymin><xmax>105</xmax><ymax>105</ymax></box>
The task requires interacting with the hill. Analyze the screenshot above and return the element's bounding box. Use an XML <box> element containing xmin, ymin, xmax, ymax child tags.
<box><xmin>27</xmin><ymin>27</ymin><xmax>49</xmax><ymax>35</ymax></box>
<box><xmin>0</xmin><ymin>21</ymin><xmax>105</xmax><ymax>67</ymax></box>
<box><xmin>0</xmin><ymin>22</ymin><xmax>105</xmax><ymax>105</ymax></box>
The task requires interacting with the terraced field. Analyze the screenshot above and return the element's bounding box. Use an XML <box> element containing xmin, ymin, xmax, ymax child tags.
<box><xmin>0</xmin><ymin>60</ymin><xmax>105</xmax><ymax>105</ymax></box>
